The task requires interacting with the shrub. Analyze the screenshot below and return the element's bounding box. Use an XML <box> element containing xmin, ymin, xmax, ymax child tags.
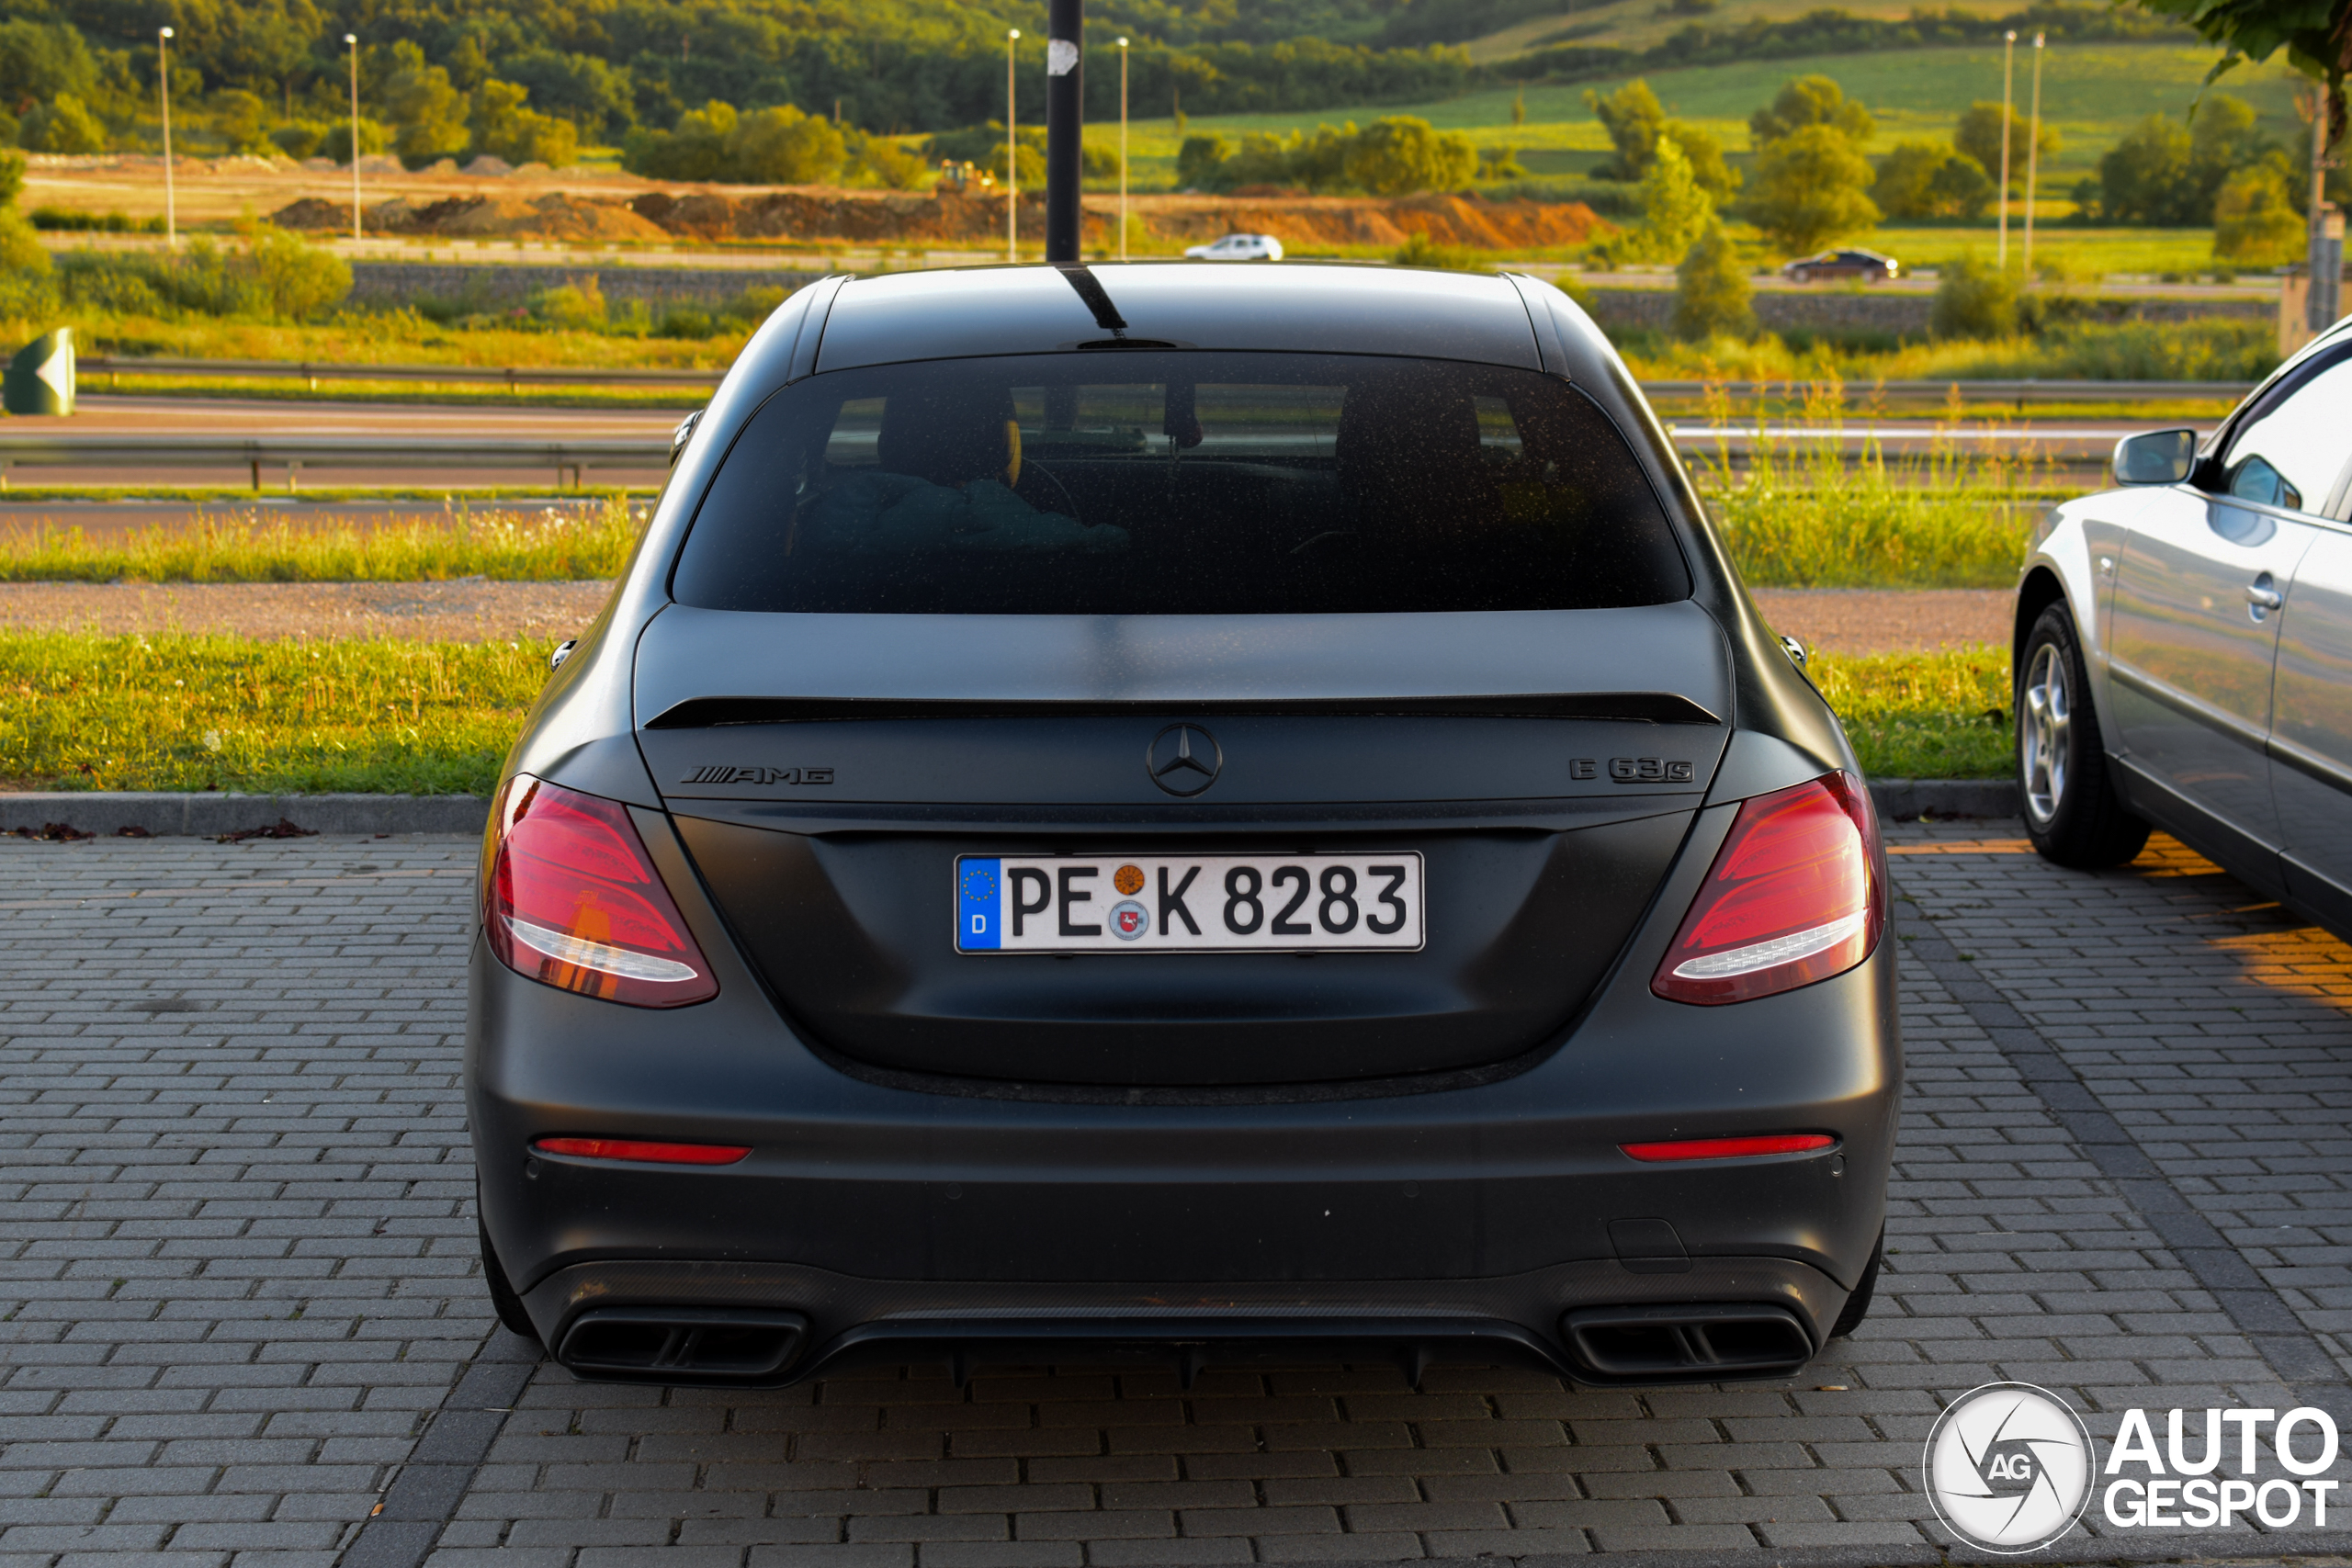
<box><xmin>270</xmin><ymin>121</ymin><xmax>327</xmax><ymax>160</ymax></box>
<box><xmin>54</xmin><ymin>229</ymin><xmax>350</xmax><ymax>321</ymax></box>
<box><xmin>846</xmin><ymin>130</ymin><xmax>933</xmax><ymax>190</ymax></box>
<box><xmin>1954</xmin><ymin>102</ymin><xmax>2055</xmax><ymax>186</ymax></box>
<box><xmin>727</xmin><ymin>104</ymin><xmax>847</xmax><ymax>185</ymax></box>
<box><xmin>1749</xmin><ymin>74</ymin><xmax>1872</xmax><ymax>147</ymax></box>
<box><xmin>1392</xmin><ymin>231</ymin><xmax>1488</xmax><ymax>271</ymax></box>
<box><xmin>530</xmin><ymin>278</ymin><xmax>607</xmax><ymax>331</ymax></box>
<box><xmin>1623</xmin><ymin>134</ymin><xmax>1710</xmax><ymax>265</ymax></box>
<box><xmin>0</xmin><ymin>148</ymin><xmax>23</xmax><ymax>208</ymax></box>
<box><xmin>1876</xmin><ymin>140</ymin><xmax>1991</xmax><ymax>220</ymax></box>
<box><xmin>470</xmin><ymin>80</ymin><xmax>578</xmax><ymax>169</ymax></box>
<box><xmin>322</xmin><ymin>118</ymin><xmax>390</xmax><ymax>164</ymax></box>
<box><xmin>1930</xmin><ymin>253</ymin><xmax>2020</xmax><ymax>339</ymax></box>
<box><xmin>1674</xmin><ymin>221</ymin><xmax>1754</xmax><ymax>340</ymax></box>
<box><xmin>0</xmin><ymin>207</ymin><xmax>52</xmax><ymax>278</ymax></box>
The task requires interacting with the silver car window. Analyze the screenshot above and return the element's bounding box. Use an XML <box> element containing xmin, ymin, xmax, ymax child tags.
<box><xmin>2217</xmin><ymin>349</ymin><xmax>2352</xmax><ymax>515</ymax></box>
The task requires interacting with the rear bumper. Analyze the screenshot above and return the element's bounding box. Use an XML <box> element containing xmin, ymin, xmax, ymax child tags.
<box><xmin>519</xmin><ymin>1255</ymin><xmax>1848</xmax><ymax>1387</ymax></box>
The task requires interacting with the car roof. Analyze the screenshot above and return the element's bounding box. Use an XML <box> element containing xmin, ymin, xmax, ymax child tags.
<box><xmin>809</xmin><ymin>262</ymin><xmax>1542</xmax><ymax>373</ymax></box>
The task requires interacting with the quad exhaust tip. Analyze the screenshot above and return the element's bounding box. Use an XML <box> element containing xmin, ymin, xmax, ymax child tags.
<box><xmin>1562</xmin><ymin>1303</ymin><xmax>1813</xmax><ymax>1382</ymax></box>
<box><xmin>557</xmin><ymin>1308</ymin><xmax>808</xmax><ymax>1382</ymax></box>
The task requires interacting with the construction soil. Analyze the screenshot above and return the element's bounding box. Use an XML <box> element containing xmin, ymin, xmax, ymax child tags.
<box><xmin>23</xmin><ymin>153</ymin><xmax>1603</xmax><ymax>251</ymax></box>
<box><xmin>0</xmin><ymin>580</ymin><xmax>2005</xmax><ymax>656</ymax></box>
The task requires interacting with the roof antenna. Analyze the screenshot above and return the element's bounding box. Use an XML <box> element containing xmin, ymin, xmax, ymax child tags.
<box><xmin>1045</xmin><ymin>0</ymin><xmax>1082</xmax><ymax>264</ymax></box>
<box><xmin>1057</xmin><ymin>265</ymin><xmax>1126</xmax><ymax>335</ymax></box>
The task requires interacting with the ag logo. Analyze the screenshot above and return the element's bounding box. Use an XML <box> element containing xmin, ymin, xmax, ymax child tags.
<box><xmin>1925</xmin><ymin>1382</ymin><xmax>2094</xmax><ymax>1553</ymax></box>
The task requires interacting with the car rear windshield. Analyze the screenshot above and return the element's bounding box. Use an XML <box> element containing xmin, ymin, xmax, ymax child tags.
<box><xmin>670</xmin><ymin>351</ymin><xmax>1690</xmax><ymax>615</ymax></box>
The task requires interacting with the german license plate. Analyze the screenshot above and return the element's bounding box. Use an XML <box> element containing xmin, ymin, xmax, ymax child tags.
<box><xmin>956</xmin><ymin>854</ymin><xmax>1425</xmax><ymax>953</ymax></box>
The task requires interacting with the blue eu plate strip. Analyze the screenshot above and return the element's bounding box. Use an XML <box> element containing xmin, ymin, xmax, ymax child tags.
<box><xmin>956</xmin><ymin>858</ymin><xmax>1002</xmax><ymax>951</ymax></box>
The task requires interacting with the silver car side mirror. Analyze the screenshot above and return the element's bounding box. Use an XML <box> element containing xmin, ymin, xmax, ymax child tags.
<box><xmin>2113</xmin><ymin>428</ymin><xmax>2196</xmax><ymax>485</ymax></box>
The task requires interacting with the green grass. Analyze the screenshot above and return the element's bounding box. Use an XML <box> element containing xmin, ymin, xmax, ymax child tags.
<box><xmin>0</xmin><ymin>633</ymin><xmax>2013</xmax><ymax>793</ymax></box>
<box><xmin>0</xmin><ymin>632</ymin><xmax>546</xmax><ymax>795</ymax></box>
<box><xmin>92</xmin><ymin>375</ymin><xmax>713</xmax><ymax>411</ymax></box>
<box><xmin>1812</xmin><ymin>645</ymin><xmax>2011</xmax><ymax>778</ymax></box>
<box><xmin>0</xmin><ymin>486</ymin><xmax>656</xmax><ymax>502</ymax></box>
<box><xmin>0</xmin><ymin>502</ymin><xmax>644</xmax><ymax>583</ymax></box>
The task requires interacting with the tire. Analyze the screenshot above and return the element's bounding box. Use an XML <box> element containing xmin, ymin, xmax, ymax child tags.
<box><xmin>1828</xmin><ymin>1227</ymin><xmax>1882</xmax><ymax>1339</ymax></box>
<box><xmin>2017</xmin><ymin>602</ymin><xmax>2151</xmax><ymax>868</ymax></box>
<box><xmin>479</xmin><ymin>1217</ymin><xmax>542</xmax><ymax>1343</ymax></box>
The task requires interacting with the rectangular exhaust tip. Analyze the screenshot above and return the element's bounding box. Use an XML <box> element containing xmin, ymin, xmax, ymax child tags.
<box><xmin>1561</xmin><ymin>1303</ymin><xmax>1812</xmax><ymax>1382</ymax></box>
<box><xmin>558</xmin><ymin>1308</ymin><xmax>808</xmax><ymax>1383</ymax></box>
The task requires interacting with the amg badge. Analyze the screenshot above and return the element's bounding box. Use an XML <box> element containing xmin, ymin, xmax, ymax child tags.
<box><xmin>681</xmin><ymin>765</ymin><xmax>835</xmax><ymax>786</ymax></box>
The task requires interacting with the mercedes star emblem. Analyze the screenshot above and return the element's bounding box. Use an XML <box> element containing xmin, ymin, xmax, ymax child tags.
<box><xmin>1146</xmin><ymin>723</ymin><xmax>1223</xmax><ymax>797</ymax></box>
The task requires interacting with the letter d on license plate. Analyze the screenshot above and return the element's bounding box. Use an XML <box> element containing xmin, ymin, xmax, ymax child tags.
<box><xmin>956</xmin><ymin>854</ymin><xmax>1424</xmax><ymax>953</ymax></box>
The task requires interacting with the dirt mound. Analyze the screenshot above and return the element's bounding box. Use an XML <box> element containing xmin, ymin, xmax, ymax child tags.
<box><xmin>623</xmin><ymin>187</ymin><xmax>1603</xmax><ymax>251</ymax></box>
<box><xmin>277</xmin><ymin>191</ymin><xmax>668</xmax><ymax>239</ymax></box>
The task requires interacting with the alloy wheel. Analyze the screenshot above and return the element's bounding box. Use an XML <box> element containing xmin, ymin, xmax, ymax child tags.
<box><xmin>2020</xmin><ymin>642</ymin><xmax>2070</xmax><ymax>827</ymax></box>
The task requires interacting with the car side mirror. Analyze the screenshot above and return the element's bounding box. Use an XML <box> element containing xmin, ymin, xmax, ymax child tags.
<box><xmin>2112</xmin><ymin>428</ymin><xmax>2196</xmax><ymax>486</ymax></box>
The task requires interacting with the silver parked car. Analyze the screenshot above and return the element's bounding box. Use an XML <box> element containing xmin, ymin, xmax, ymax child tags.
<box><xmin>2015</xmin><ymin>318</ymin><xmax>2352</xmax><ymax>935</ymax></box>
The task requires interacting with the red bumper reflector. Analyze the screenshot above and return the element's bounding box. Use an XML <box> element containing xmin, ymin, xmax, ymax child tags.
<box><xmin>1621</xmin><ymin>1134</ymin><xmax>1836</xmax><ymax>1162</ymax></box>
<box><xmin>533</xmin><ymin>1137</ymin><xmax>751</xmax><ymax>1166</ymax></box>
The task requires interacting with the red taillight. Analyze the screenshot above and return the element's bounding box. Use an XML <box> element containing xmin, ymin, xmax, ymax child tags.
<box><xmin>483</xmin><ymin>774</ymin><xmax>718</xmax><ymax>1008</ymax></box>
<box><xmin>1622</xmin><ymin>1134</ymin><xmax>1836</xmax><ymax>1162</ymax></box>
<box><xmin>1652</xmin><ymin>771</ymin><xmax>1884</xmax><ymax>1006</ymax></box>
<box><xmin>533</xmin><ymin>1136</ymin><xmax>750</xmax><ymax>1165</ymax></box>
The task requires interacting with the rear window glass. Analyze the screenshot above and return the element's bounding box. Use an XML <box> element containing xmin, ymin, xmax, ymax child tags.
<box><xmin>671</xmin><ymin>352</ymin><xmax>1689</xmax><ymax>615</ymax></box>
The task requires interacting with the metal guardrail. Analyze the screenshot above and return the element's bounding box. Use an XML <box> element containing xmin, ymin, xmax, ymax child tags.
<box><xmin>74</xmin><ymin>357</ymin><xmax>2259</xmax><ymax>406</ymax></box>
<box><xmin>0</xmin><ymin>434</ymin><xmax>670</xmax><ymax>488</ymax></box>
<box><xmin>1639</xmin><ymin>378</ymin><xmax>2256</xmax><ymax>403</ymax></box>
<box><xmin>79</xmin><ymin>356</ymin><xmax>724</xmax><ymax>389</ymax></box>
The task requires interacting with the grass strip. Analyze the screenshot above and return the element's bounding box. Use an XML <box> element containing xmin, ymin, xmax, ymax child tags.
<box><xmin>0</xmin><ymin>501</ymin><xmax>643</xmax><ymax>583</ymax></box>
<box><xmin>0</xmin><ymin>631</ymin><xmax>546</xmax><ymax>795</ymax></box>
<box><xmin>1</xmin><ymin>633</ymin><xmax>2014</xmax><ymax>795</ymax></box>
<box><xmin>1809</xmin><ymin>644</ymin><xmax>2011</xmax><ymax>780</ymax></box>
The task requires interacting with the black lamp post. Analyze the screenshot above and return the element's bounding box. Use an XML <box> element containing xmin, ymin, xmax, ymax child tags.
<box><xmin>1046</xmin><ymin>0</ymin><xmax>1082</xmax><ymax>263</ymax></box>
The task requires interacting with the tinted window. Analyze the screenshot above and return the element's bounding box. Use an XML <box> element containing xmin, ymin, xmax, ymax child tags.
<box><xmin>671</xmin><ymin>352</ymin><xmax>1689</xmax><ymax>615</ymax></box>
<box><xmin>2218</xmin><ymin>348</ymin><xmax>2352</xmax><ymax>515</ymax></box>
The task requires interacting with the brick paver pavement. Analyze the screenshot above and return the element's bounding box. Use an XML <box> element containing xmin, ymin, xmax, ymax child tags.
<box><xmin>4</xmin><ymin>825</ymin><xmax>2348</xmax><ymax>1567</ymax></box>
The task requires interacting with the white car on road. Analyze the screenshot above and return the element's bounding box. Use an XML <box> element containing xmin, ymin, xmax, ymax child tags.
<box><xmin>1184</xmin><ymin>232</ymin><xmax>1283</xmax><ymax>261</ymax></box>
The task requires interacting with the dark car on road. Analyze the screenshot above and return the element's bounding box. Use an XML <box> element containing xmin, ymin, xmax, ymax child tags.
<box><xmin>2014</xmin><ymin>319</ymin><xmax>2352</xmax><ymax>936</ymax></box>
<box><xmin>469</xmin><ymin>261</ymin><xmax>1901</xmax><ymax>1390</ymax></box>
<box><xmin>1781</xmin><ymin>249</ymin><xmax>1898</xmax><ymax>283</ymax></box>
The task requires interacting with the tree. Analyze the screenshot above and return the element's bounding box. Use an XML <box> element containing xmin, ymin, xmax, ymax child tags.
<box><xmin>1954</xmin><ymin>101</ymin><xmax>2058</xmax><ymax>186</ymax></box>
<box><xmin>1746</xmin><ymin>123</ymin><xmax>1880</xmax><ymax>252</ymax></box>
<box><xmin>1876</xmin><ymin>140</ymin><xmax>1993</xmax><ymax>218</ymax></box>
<box><xmin>1340</xmin><ymin>115</ymin><xmax>1476</xmax><ymax>196</ymax></box>
<box><xmin>725</xmin><ymin>104</ymin><xmax>847</xmax><ymax>185</ymax></box>
<box><xmin>378</xmin><ymin>41</ymin><xmax>469</xmax><ymax>168</ymax></box>
<box><xmin>1588</xmin><ymin>78</ymin><xmax>1666</xmax><ymax>177</ymax></box>
<box><xmin>1675</xmin><ymin>221</ymin><xmax>1754</xmax><ymax>340</ymax></box>
<box><xmin>2213</xmin><ymin>160</ymin><xmax>2305</xmax><ymax>261</ymax></box>
<box><xmin>212</xmin><ymin>89</ymin><xmax>272</xmax><ymax>154</ymax></box>
<box><xmin>1627</xmin><ymin>133</ymin><xmax>1712</xmax><ymax>263</ymax></box>
<box><xmin>1749</xmin><ymin>73</ymin><xmax>1873</xmax><ymax>147</ymax></box>
<box><xmin>1661</xmin><ymin>122</ymin><xmax>1739</xmax><ymax>200</ymax></box>
<box><xmin>502</xmin><ymin>49</ymin><xmax>638</xmax><ymax>141</ymax></box>
<box><xmin>20</xmin><ymin>92</ymin><xmax>107</xmax><ymax>153</ymax></box>
<box><xmin>1175</xmin><ymin>132</ymin><xmax>1232</xmax><ymax>187</ymax></box>
<box><xmin>2087</xmin><ymin>113</ymin><xmax>2197</xmax><ymax>222</ymax></box>
<box><xmin>470</xmin><ymin>80</ymin><xmax>579</xmax><ymax>167</ymax></box>
<box><xmin>844</xmin><ymin>130</ymin><xmax>933</xmax><ymax>190</ymax></box>
<box><xmin>0</xmin><ymin>20</ymin><xmax>99</xmax><ymax>114</ymax></box>
<box><xmin>2125</xmin><ymin>0</ymin><xmax>2351</xmax><ymax>146</ymax></box>
<box><xmin>2188</xmin><ymin>93</ymin><xmax>2272</xmax><ymax>209</ymax></box>
<box><xmin>624</xmin><ymin>100</ymin><xmax>733</xmax><ymax>180</ymax></box>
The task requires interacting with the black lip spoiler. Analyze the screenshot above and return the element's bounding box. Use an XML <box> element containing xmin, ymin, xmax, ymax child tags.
<box><xmin>644</xmin><ymin>693</ymin><xmax>1723</xmax><ymax>729</ymax></box>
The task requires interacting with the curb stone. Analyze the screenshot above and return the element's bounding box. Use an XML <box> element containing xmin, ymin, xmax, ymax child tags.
<box><xmin>0</xmin><ymin>779</ymin><xmax>2020</xmax><ymax>839</ymax></box>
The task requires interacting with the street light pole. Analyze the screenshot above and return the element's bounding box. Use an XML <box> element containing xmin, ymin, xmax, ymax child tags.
<box><xmin>1117</xmin><ymin>37</ymin><xmax>1129</xmax><ymax>262</ymax></box>
<box><xmin>1045</xmin><ymin>0</ymin><xmax>1082</xmax><ymax>263</ymax></box>
<box><xmin>1006</xmin><ymin>28</ymin><xmax>1020</xmax><ymax>264</ymax></box>
<box><xmin>346</xmin><ymin>34</ymin><xmax>362</xmax><ymax>243</ymax></box>
<box><xmin>158</xmin><ymin>27</ymin><xmax>175</xmax><ymax>251</ymax></box>
<box><xmin>1997</xmin><ymin>29</ymin><xmax>2014</xmax><ymax>268</ymax></box>
<box><xmin>2023</xmin><ymin>31</ymin><xmax>2044</xmax><ymax>277</ymax></box>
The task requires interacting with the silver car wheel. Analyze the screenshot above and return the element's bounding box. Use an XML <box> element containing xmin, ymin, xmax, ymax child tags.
<box><xmin>2020</xmin><ymin>641</ymin><xmax>2070</xmax><ymax>827</ymax></box>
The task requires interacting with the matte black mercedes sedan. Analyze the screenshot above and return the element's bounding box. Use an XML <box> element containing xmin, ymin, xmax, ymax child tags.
<box><xmin>469</xmin><ymin>261</ymin><xmax>1899</xmax><ymax>1389</ymax></box>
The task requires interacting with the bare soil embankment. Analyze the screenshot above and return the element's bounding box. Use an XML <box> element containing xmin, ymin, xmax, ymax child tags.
<box><xmin>274</xmin><ymin>186</ymin><xmax>1607</xmax><ymax>251</ymax></box>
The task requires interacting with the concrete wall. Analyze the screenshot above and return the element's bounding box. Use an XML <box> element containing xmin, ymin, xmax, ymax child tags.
<box><xmin>1583</xmin><ymin>287</ymin><xmax>2272</xmax><ymax>335</ymax></box>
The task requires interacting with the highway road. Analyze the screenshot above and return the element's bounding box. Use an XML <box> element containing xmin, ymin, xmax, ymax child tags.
<box><xmin>0</xmin><ymin>393</ymin><xmax>2172</xmax><ymax>505</ymax></box>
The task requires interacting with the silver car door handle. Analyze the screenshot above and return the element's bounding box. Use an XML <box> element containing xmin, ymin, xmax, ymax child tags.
<box><xmin>2245</xmin><ymin>584</ymin><xmax>2284</xmax><ymax>609</ymax></box>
